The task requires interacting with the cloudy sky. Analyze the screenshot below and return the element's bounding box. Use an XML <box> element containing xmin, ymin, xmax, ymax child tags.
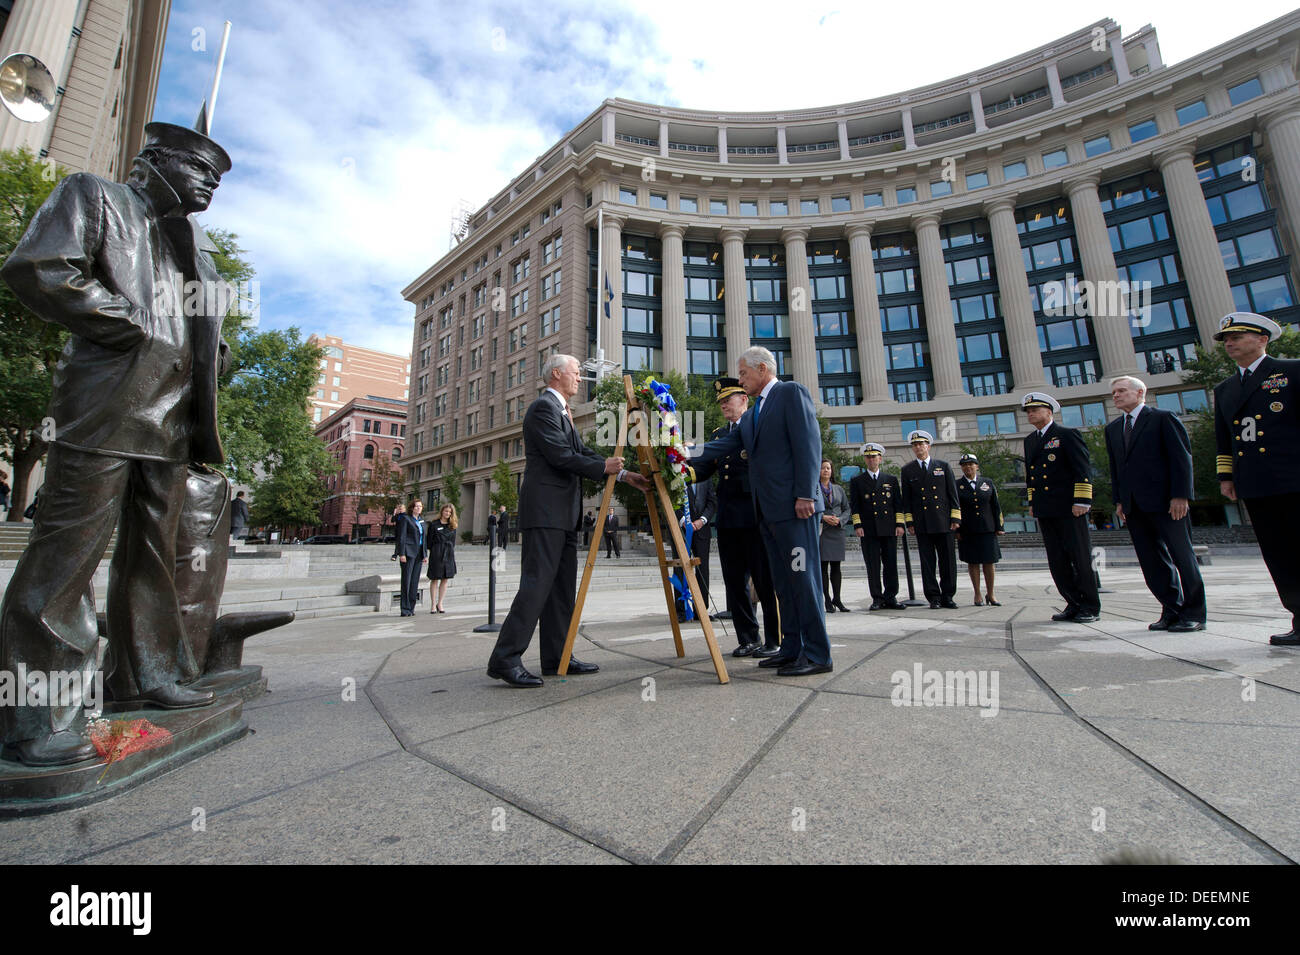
<box><xmin>155</xmin><ymin>0</ymin><xmax>1300</xmax><ymax>357</ymax></box>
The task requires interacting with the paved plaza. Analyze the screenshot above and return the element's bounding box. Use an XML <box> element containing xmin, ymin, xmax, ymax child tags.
<box><xmin>1</xmin><ymin>555</ymin><xmax>1296</xmax><ymax>865</ymax></box>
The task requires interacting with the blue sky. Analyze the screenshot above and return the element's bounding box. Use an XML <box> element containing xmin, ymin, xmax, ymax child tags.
<box><xmin>156</xmin><ymin>0</ymin><xmax>1300</xmax><ymax>356</ymax></box>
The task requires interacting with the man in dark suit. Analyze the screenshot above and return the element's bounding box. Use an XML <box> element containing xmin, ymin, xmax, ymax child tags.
<box><xmin>603</xmin><ymin>510</ymin><xmax>621</xmax><ymax>558</ymax></box>
<box><xmin>496</xmin><ymin>505</ymin><xmax>510</xmax><ymax>550</ymax></box>
<box><xmin>393</xmin><ymin>500</ymin><xmax>425</xmax><ymax>616</ymax></box>
<box><xmin>849</xmin><ymin>442</ymin><xmax>904</xmax><ymax>611</ymax></box>
<box><xmin>1106</xmin><ymin>375</ymin><xmax>1205</xmax><ymax>632</ymax></box>
<box><xmin>900</xmin><ymin>431</ymin><xmax>960</xmax><ymax>608</ymax></box>
<box><xmin>1023</xmin><ymin>391</ymin><xmax>1100</xmax><ymax>622</ymax></box>
<box><xmin>690</xmin><ymin>347</ymin><xmax>831</xmax><ymax>677</ymax></box>
<box><xmin>486</xmin><ymin>355</ymin><xmax>647</xmax><ymax>686</ymax></box>
<box><xmin>708</xmin><ymin>378</ymin><xmax>782</xmax><ymax>656</ymax></box>
<box><xmin>1212</xmin><ymin>312</ymin><xmax>1300</xmax><ymax>645</ymax></box>
<box><xmin>582</xmin><ymin>510</ymin><xmax>596</xmax><ymax>547</ymax></box>
<box><xmin>230</xmin><ymin>490</ymin><xmax>250</xmax><ymax>540</ymax></box>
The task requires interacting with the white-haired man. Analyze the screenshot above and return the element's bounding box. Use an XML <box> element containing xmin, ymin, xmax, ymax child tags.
<box><xmin>689</xmin><ymin>347</ymin><xmax>831</xmax><ymax>676</ymax></box>
<box><xmin>1212</xmin><ymin>312</ymin><xmax>1300</xmax><ymax>645</ymax></box>
<box><xmin>486</xmin><ymin>354</ymin><xmax>648</xmax><ymax>686</ymax></box>
<box><xmin>1105</xmin><ymin>375</ymin><xmax>1204</xmax><ymax>631</ymax></box>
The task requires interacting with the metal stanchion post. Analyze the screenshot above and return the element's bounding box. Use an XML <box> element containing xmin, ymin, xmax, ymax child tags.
<box><xmin>474</xmin><ymin>514</ymin><xmax>502</xmax><ymax>633</ymax></box>
<box><xmin>899</xmin><ymin>530</ymin><xmax>927</xmax><ymax>607</ymax></box>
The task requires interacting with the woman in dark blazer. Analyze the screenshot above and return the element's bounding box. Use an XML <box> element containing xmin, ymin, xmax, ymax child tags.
<box><xmin>426</xmin><ymin>503</ymin><xmax>458</xmax><ymax>613</ymax></box>
<box><xmin>818</xmin><ymin>459</ymin><xmax>852</xmax><ymax>613</ymax></box>
<box><xmin>955</xmin><ymin>453</ymin><xmax>1004</xmax><ymax>606</ymax></box>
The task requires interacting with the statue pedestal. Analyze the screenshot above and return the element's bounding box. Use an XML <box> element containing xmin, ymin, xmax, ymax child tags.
<box><xmin>0</xmin><ymin>697</ymin><xmax>249</xmax><ymax>817</ymax></box>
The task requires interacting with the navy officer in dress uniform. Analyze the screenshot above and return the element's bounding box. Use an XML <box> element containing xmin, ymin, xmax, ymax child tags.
<box><xmin>956</xmin><ymin>453</ymin><xmax>1005</xmax><ymax>607</ymax></box>
<box><xmin>849</xmin><ymin>442</ymin><xmax>904</xmax><ymax>610</ymax></box>
<box><xmin>1022</xmin><ymin>392</ymin><xmax>1100</xmax><ymax>622</ymax></box>
<box><xmin>1213</xmin><ymin>312</ymin><xmax>1300</xmax><ymax>645</ymax></box>
<box><xmin>709</xmin><ymin>377</ymin><xmax>783</xmax><ymax>657</ymax></box>
<box><xmin>900</xmin><ymin>430</ymin><xmax>961</xmax><ymax>609</ymax></box>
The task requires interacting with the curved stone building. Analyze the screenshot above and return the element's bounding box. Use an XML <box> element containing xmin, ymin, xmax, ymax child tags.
<box><xmin>402</xmin><ymin>14</ymin><xmax>1300</xmax><ymax>535</ymax></box>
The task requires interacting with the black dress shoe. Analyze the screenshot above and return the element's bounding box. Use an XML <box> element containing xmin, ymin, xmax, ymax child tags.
<box><xmin>758</xmin><ymin>655</ymin><xmax>799</xmax><ymax>668</ymax></box>
<box><xmin>542</xmin><ymin>657</ymin><xmax>599</xmax><ymax>676</ymax></box>
<box><xmin>883</xmin><ymin>599</ymin><xmax>905</xmax><ymax>610</ymax></box>
<box><xmin>753</xmin><ymin>644</ymin><xmax>783</xmax><ymax>658</ymax></box>
<box><xmin>487</xmin><ymin>665</ymin><xmax>543</xmax><ymax>687</ymax></box>
<box><xmin>940</xmin><ymin>599</ymin><xmax>959</xmax><ymax>609</ymax></box>
<box><xmin>1169</xmin><ymin>620</ymin><xmax>1205</xmax><ymax>633</ymax></box>
<box><xmin>1148</xmin><ymin>618</ymin><xmax>1175</xmax><ymax>631</ymax></box>
<box><xmin>4</xmin><ymin>730</ymin><xmax>97</xmax><ymax>767</ymax></box>
<box><xmin>868</xmin><ymin>599</ymin><xmax>884</xmax><ymax>611</ymax></box>
<box><xmin>777</xmin><ymin>661</ymin><xmax>833</xmax><ymax>677</ymax></box>
<box><xmin>1072</xmin><ymin>612</ymin><xmax>1100</xmax><ymax>623</ymax></box>
<box><xmin>1269</xmin><ymin>629</ymin><xmax>1300</xmax><ymax>646</ymax></box>
<box><xmin>117</xmin><ymin>683</ymin><xmax>216</xmax><ymax>709</ymax></box>
<box><xmin>834</xmin><ymin>601</ymin><xmax>851</xmax><ymax>613</ymax></box>
<box><xmin>825</xmin><ymin>601</ymin><xmax>836</xmax><ymax>614</ymax></box>
<box><xmin>732</xmin><ymin>642</ymin><xmax>761</xmax><ymax>657</ymax></box>
<box><xmin>929</xmin><ymin>601</ymin><xmax>941</xmax><ymax>609</ymax></box>
<box><xmin>1051</xmin><ymin>609</ymin><xmax>1079</xmax><ymax>622</ymax></box>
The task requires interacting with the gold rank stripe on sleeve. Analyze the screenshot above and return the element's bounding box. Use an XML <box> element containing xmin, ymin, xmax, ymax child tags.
<box><xmin>895</xmin><ymin>512</ymin><xmax>905</xmax><ymax>525</ymax></box>
<box><xmin>1026</xmin><ymin>487</ymin><xmax>1034</xmax><ymax>502</ymax></box>
<box><xmin>851</xmin><ymin>512</ymin><xmax>861</xmax><ymax>526</ymax></box>
<box><xmin>904</xmin><ymin>512</ymin><xmax>914</xmax><ymax>523</ymax></box>
<box><xmin>949</xmin><ymin>508</ymin><xmax>961</xmax><ymax>520</ymax></box>
<box><xmin>1216</xmin><ymin>454</ymin><xmax>1234</xmax><ymax>476</ymax></box>
<box><xmin>1073</xmin><ymin>483</ymin><xmax>1093</xmax><ymax>499</ymax></box>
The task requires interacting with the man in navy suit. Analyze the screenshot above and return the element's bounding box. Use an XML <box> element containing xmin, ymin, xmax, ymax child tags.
<box><xmin>689</xmin><ymin>346</ymin><xmax>831</xmax><ymax>676</ymax></box>
<box><xmin>393</xmin><ymin>499</ymin><xmax>425</xmax><ymax>616</ymax></box>
<box><xmin>1105</xmin><ymin>375</ymin><xmax>1205</xmax><ymax>632</ymax></box>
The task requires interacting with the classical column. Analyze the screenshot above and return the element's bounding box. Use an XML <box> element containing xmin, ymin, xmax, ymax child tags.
<box><xmin>1142</xmin><ymin>37</ymin><xmax>1163</xmax><ymax>71</ymax></box>
<box><xmin>837</xmin><ymin>121</ymin><xmax>850</xmax><ymax>161</ymax></box>
<box><xmin>970</xmin><ymin>89</ymin><xmax>988</xmax><ymax>133</ymax></box>
<box><xmin>1045</xmin><ymin>62</ymin><xmax>1066</xmax><ymax>108</ymax></box>
<box><xmin>1156</xmin><ymin>148</ymin><xmax>1237</xmax><ymax>346</ymax></box>
<box><xmin>1110</xmin><ymin>34</ymin><xmax>1131</xmax><ymax>83</ymax></box>
<box><xmin>0</xmin><ymin>0</ymin><xmax>79</xmax><ymax>154</ymax></box>
<box><xmin>1065</xmin><ymin>176</ymin><xmax>1139</xmax><ymax>376</ymax></box>
<box><xmin>1262</xmin><ymin>110</ymin><xmax>1300</xmax><ymax>255</ymax></box>
<box><xmin>718</xmin><ymin>126</ymin><xmax>728</xmax><ymax>163</ymax></box>
<box><xmin>659</xmin><ymin>222</ymin><xmax>688</xmax><ymax>375</ymax></box>
<box><xmin>847</xmin><ymin>224</ymin><xmax>890</xmax><ymax>402</ymax></box>
<box><xmin>912</xmin><ymin>213</ymin><xmax>964</xmax><ymax>397</ymax></box>
<box><xmin>658</xmin><ymin>121</ymin><xmax>669</xmax><ymax>158</ymax></box>
<box><xmin>984</xmin><ymin>199</ymin><xmax>1048</xmax><ymax>390</ymax></box>
<box><xmin>600</xmin><ymin>212</ymin><xmax>625</xmax><ymax>368</ymax></box>
<box><xmin>902</xmin><ymin>107</ymin><xmax>916</xmax><ymax>150</ymax></box>
<box><xmin>721</xmin><ymin>228</ymin><xmax>750</xmax><ymax>374</ymax></box>
<box><xmin>777</xmin><ymin>126</ymin><xmax>788</xmax><ymax>164</ymax></box>
<box><xmin>782</xmin><ymin>227</ymin><xmax>819</xmax><ymax>389</ymax></box>
<box><xmin>601</xmin><ymin>111</ymin><xmax>615</xmax><ymax>144</ymax></box>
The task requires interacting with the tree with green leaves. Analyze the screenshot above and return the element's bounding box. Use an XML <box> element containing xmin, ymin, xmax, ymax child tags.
<box><xmin>489</xmin><ymin>456</ymin><xmax>518</xmax><ymax>512</ymax></box>
<box><xmin>442</xmin><ymin>460</ymin><xmax>464</xmax><ymax>514</ymax></box>
<box><xmin>1080</xmin><ymin>426</ymin><xmax>1114</xmax><ymax>521</ymax></box>
<box><xmin>1178</xmin><ymin>331</ymin><xmax>1300</xmax><ymax>507</ymax></box>
<box><xmin>0</xmin><ymin>148</ymin><xmax>68</xmax><ymax>518</ymax></box>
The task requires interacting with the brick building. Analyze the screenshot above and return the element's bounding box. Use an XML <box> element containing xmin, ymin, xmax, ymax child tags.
<box><xmin>308</xmin><ymin>335</ymin><xmax>411</xmax><ymax>426</ymax></box>
<box><xmin>313</xmin><ymin>396</ymin><xmax>408</xmax><ymax>539</ymax></box>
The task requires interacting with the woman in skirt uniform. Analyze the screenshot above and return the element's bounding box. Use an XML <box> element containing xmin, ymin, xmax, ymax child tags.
<box><xmin>956</xmin><ymin>453</ymin><xmax>1004</xmax><ymax>606</ymax></box>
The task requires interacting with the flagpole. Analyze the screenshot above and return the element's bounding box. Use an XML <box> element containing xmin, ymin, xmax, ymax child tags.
<box><xmin>596</xmin><ymin>205</ymin><xmax>604</xmax><ymax>366</ymax></box>
<box><xmin>206</xmin><ymin>21</ymin><xmax>232</xmax><ymax>133</ymax></box>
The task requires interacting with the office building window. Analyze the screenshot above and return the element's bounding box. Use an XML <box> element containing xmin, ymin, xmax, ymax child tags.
<box><xmin>769</xmin><ymin>198</ymin><xmax>789</xmax><ymax>216</ymax></box>
<box><xmin>895</xmin><ymin>187</ymin><xmax>917</xmax><ymax>205</ymax></box>
<box><xmin>1227</xmin><ymin>77</ymin><xmax>1263</xmax><ymax>106</ymax></box>
<box><xmin>965</xmin><ymin>171</ymin><xmax>988</xmax><ymax>190</ymax></box>
<box><xmin>977</xmin><ymin>411</ymin><xmax>1018</xmax><ymax>435</ymax></box>
<box><xmin>1084</xmin><ymin>134</ymin><xmax>1111</xmax><ymax>157</ymax></box>
<box><xmin>800</xmin><ymin>198</ymin><xmax>820</xmax><ymax>215</ymax></box>
<box><xmin>649</xmin><ymin>192</ymin><xmax>668</xmax><ymax>210</ymax></box>
<box><xmin>1177</xmin><ymin>100</ymin><xmax>1208</xmax><ymax>125</ymax></box>
<box><xmin>680</xmin><ymin>195</ymin><xmax>698</xmax><ymax>212</ymax></box>
<box><xmin>619</xmin><ymin>186</ymin><xmax>637</xmax><ymax>204</ymax></box>
<box><xmin>1003</xmin><ymin>160</ymin><xmax>1028</xmax><ymax>181</ymax></box>
<box><xmin>930</xmin><ymin>180</ymin><xmax>953</xmax><ymax>198</ymax></box>
<box><xmin>862</xmin><ymin>192</ymin><xmax>884</xmax><ymax>208</ymax></box>
<box><xmin>1042</xmin><ymin>149</ymin><xmax>1069</xmax><ymax>169</ymax></box>
<box><xmin>710</xmin><ymin>198</ymin><xmax>728</xmax><ymax>215</ymax></box>
<box><xmin>1128</xmin><ymin>119</ymin><xmax>1158</xmax><ymax>143</ymax></box>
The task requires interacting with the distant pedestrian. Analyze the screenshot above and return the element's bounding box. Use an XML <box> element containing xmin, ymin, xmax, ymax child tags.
<box><xmin>427</xmin><ymin>503</ymin><xmax>458</xmax><ymax>613</ymax></box>
<box><xmin>817</xmin><ymin>459</ymin><xmax>851</xmax><ymax>613</ymax></box>
<box><xmin>393</xmin><ymin>500</ymin><xmax>425</xmax><ymax>616</ymax></box>
<box><xmin>0</xmin><ymin>471</ymin><xmax>9</xmax><ymax>519</ymax></box>
<box><xmin>582</xmin><ymin>509</ymin><xmax>595</xmax><ymax>547</ymax></box>
<box><xmin>604</xmin><ymin>510</ymin><xmax>621</xmax><ymax>558</ymax></box>
<box><xmin>496</xmin><ymin>505</ymin><xmax>509</xmax><ymax>550</ymax></box>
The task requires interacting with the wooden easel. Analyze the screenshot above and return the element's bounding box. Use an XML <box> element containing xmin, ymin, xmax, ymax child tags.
<box><xmin>558</xmin><ymin>375</ymin><xmax>729</xmax><ymax>683</ymax></box>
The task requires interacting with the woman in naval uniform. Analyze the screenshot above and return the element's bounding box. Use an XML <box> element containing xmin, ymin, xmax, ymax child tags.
<box><xmin>955</xmin><ymin>453</ymin><xmax>1004</xmax><ymax>606</ymax></box>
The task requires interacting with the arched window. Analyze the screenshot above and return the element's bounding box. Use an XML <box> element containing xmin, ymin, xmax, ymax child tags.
<box><xmin>391</xmin><ymin>447</ymin><xmax>402</xmax><ymax>459</ymax></box>
<box><xmin>364</xmin><ymin>444</ymin><xmax>375</xmax><ymax>460</ymax></box>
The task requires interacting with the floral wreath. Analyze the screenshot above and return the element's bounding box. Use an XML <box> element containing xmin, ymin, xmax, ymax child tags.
<box><xmin>634</xmin><ymin>377</ymin><xmax>689</xmax><ymax>510</ymax></box>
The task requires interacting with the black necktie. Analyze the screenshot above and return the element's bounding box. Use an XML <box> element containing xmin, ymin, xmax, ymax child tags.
<box><xmin>1123</xmin><ymin>413</ymin><xmax>1133</xmax><ymax>451</ymax></box>
<box><xmin>1241</xmin><ymin>367</ymin><xmax>1254</xmax><ymax>386</ymax></box>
